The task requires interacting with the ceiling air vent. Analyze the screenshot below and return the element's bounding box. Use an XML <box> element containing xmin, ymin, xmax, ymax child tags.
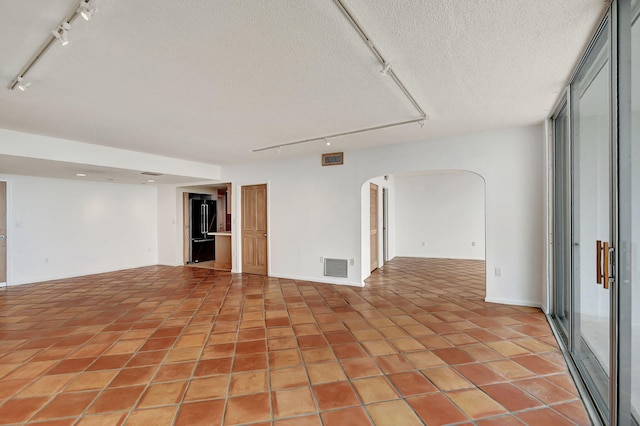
<box><xmin>141</xmin><ymin>171</ymin><xmax>163</xmax><ymax>176</ymax></box>
<box><xmin>322</xmin><ymin>152</ymin><xmax>344</xmax><ymax>166</ymax></box>
<box><xmin>324</xmin><ymin>258</ymin><xmax>348</xmax><ymax>278</ymax></box>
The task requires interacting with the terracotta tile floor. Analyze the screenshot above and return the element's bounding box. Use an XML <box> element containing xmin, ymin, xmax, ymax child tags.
<box><xmin>0</xmin><ymin>258</ymin><xmax>590</xmax><ymax>425</ymax></box>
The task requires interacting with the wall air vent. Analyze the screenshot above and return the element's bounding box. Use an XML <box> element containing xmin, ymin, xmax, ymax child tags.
<box><xmin>141</xmin><ymin>171</ymin><xmax>163</xmax><ymax>176</ymax></box>
<box><xmin>322</xmin><ymin>152</ymin><xmax>344</xmax><ymax>166</ymax></box>
<box><xmin>324</xmin><ymin>258</ymin><xmax>348</xmax><ymax>278</ymax></box>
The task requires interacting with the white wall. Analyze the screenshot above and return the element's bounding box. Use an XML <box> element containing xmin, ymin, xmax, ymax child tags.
<box><xmin>223</xmin><ymin>159</ymin><xmax>363</xmax><ymax>286</ymax></box>
<box><xmin>394</xmin><ymin>171</ymin><xmax>485</xmax><ymax>260</ymax></box>
<box><xmin>1</xmin><ymin>123</ymin><xmax>546</xmax><ymax>308</ymax></box>
<box><xmin>221</xmin><ymin>124</ymin><xmax>546</xmax><ymax>307</ymax></box>
<box><xmin>1</xmin><ymin>174</ymin><xmax>158</xmax><ymax>285</ymax></box>
<box><xmin>157</xmin><ymin>185</ymin><xmax>179</xmax><ymax>266</ymax></box>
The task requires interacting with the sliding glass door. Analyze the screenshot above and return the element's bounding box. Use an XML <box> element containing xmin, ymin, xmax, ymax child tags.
<box><xmin>571</xmin><ymin>17</ymin><xmax>613</xmax><ymax>418</ymax></box>
<box><xmin>551</xmin><ymin>1</ymin><xmax>639</xmax><ymax>424</ymax></box>
<box><xmin>553</xmin><ymin>102</ymin><xmax>570</xmax><ymax>341</ymax></box>
<box><xmin>621</xmin><ymin>1</ymin><xmax>639</xmax><ymax>423</ymax></box>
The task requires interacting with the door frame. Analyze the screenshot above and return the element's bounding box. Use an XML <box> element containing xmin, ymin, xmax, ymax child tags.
<box><xmin>369</xmin><ymin>183</ymin><xmax>379</xmax><ymax>273</ymax></box>
<box><xmin>382</xmin><ymin>187</ymin><xmax>389</xmax><ymax>263</ymax></box>
<box><xmin>182</xmin><ymin>192</ymin><xmax>189</xmax><ymax>264</ymax></box>
<box><xmin>0</xmin><ymin>177</ymin><xmax>10</xmax><ymax>287</ymax></box>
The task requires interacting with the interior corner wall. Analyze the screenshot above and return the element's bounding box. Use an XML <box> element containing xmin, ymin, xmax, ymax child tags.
<box><xmin>157</xmin><ymin>184</ymin><xmax>179</xmax><ymax>266</ymax></box>
<box><xmin>1</xmin><ymin>174</ymin><xmax>158</xmax><ymax>285</ymax></box>
<box><xmin>221</xmin><ymin>124</ymin><xmax>545</xmax><ymax>307</ymax></box>
<box><xmin>394</xmin><ymin>171</ymin><xmax>485</xmax><ymax>260</ymax></box>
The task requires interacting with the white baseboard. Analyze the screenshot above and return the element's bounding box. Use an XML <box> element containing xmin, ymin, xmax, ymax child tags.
<box><xmin>7</xmin><ymin>262</ymin><xmax>158</xmax><ymax>286</ymax></box>
<box><xmin>484</xmin><ymin>296</ymin><xmax>542</xmax><ymax>309</ymax></box>
<box><xmin>269</xmin><ymin>273</ymin><xmax>364</xmax><ymax>288</ymax></box>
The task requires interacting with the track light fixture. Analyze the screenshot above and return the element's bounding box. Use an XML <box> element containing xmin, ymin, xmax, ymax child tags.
<box><xmin>16</xmin><ymin>77</ymin><xmax>31</xmax><ymax>91</ymax></box>
<box><xmin>79</xmin><ymin>0</ymin><xmax>97</xmax><ymax>21</ymax></box>
<box><xmin>52</xmin><ymin>22</ymin><xmax>71</xmax><ymax>46</ymax></box>
<box><xmin>380</xmin><ymin>62</ymin><xmax>391</xmax><ymax>76</ymax></box>
<box><xmin>8</xmin><ymin>1</ymin><xmax>98</xmax><ymax>91</ymax></box>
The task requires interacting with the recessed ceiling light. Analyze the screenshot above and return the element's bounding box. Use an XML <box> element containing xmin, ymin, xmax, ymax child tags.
<box><xmin>75</xmin><ymin>173</ymin><xmax>86</xmax><ymax>177</ymax></box>
<box><xmin>146</xmin><ymin>179</ymin><xmax>155</xmax><ymax>183</ymax></box>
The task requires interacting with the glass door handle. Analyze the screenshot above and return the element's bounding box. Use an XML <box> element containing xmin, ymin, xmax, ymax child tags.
<box><xmin>602</xmin><ymin>241</ymin><xmax>609</xmax><ymax>290</ymax></box>
<box><xmin>596</xmin><ymin>240</ymin><xmax>611</xmax><ymax>289</ymax></box>
<box><xmin>596</xmin><ymin>240</ymin><xmax>602</xmax><ymax>284</ymax></box>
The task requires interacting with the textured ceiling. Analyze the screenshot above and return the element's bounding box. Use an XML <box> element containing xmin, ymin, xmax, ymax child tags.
<box><xmin>0</xmin><ymin>0</ymin><xmax>608</xmax><ymax>166</ymax></box>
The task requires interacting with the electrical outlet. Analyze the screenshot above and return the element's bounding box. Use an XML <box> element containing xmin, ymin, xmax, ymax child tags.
<box><xmin>495</xmin><ymin>268</ymin><xmax>501</xmax><ymax>276</ymax></box>
<box><xmin>471</xmin><ymin>241</ymin><xmax>476</xmax><ymax>246</ymax></box>
<box><xmin>421</xmin><ymin>241</ymin><xmax>425</xmax><ymax>247</ymax></box>
<box><xmin>350</xmin><ymin>258</ymin><xmax>355</xmax><ymax>265</ymax></box>
<box><xmin>320</xmin><ymin>256</ymin><xmax>324</xmax><ymax>263</ymax></box>
<box><xmin>44</xmin><ymin>257</ymin><xmax>49</xmax><ymax>264</ymax></box>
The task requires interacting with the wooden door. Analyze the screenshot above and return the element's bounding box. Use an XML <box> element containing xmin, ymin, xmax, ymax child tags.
<box><xmin>0</xmin><ymin>181</ymin><xmax>6</xmax><ymax>283</ymax></box>
<box><xmin>370</xmin><ymin>183</ymin><xmax>378</xmax><ymax>272</ymax></box>
<box><xmin>242</xmin><ymin>184</ymin><xmax>268</xmax><ymax>275</ymax></box>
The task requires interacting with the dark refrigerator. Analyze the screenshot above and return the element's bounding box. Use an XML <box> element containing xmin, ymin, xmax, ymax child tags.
<box><xmin>190</xmin><ymin>198</ymin><xmax>217</xmax><ymax>263</ymax></box>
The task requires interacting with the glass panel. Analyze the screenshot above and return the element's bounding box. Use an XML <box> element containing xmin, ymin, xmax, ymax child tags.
<box><xmin>629</xmin><ymin>1</ymin><xmax>639</xmax><ymax>422</ymax></box>
<box><xmin>570</xmin><ymin>18</ymin><xmax>611</xmax><ymax>416</ymax></box>
<box><xmin>553</xmin><ymin>102</ymin><xmax>571</xmax><ymax>341</ymax></box>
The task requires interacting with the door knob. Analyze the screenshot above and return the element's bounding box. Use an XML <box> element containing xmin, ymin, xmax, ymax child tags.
<box><xmin>263</xmin><ymin>233</ymin><xmax>267</xmax><ymax>237</ymax></box>
<box><xmin>0</xmin><ymin>235</ymin><xmax>5</xmax><ymax>240</ymax></box>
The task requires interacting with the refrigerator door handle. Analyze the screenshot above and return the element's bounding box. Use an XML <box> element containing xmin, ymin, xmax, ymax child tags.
<box><xmin>201</xmin><ymin>203</ymin><xmax>205</xmax><ymax>235</ymax></box>
<box><xmin>205</xmin><ymin>203</ymin><xmax>209</xmax><ymax>235</ymax></box>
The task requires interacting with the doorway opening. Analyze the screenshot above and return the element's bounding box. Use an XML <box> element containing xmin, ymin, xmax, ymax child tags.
<box><xmin>178</xmin><ymin>183</ymin><xmax>232</xmax><ymax>271</ymax></box>
<box><xmin>361</xmin><ymin>171</ymin><xmax>487</xmax><ymax>296</ymax></box>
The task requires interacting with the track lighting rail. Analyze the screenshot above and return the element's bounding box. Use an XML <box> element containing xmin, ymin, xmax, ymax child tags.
<box><xmin>332</xmin><ymin>0</ymin><xmax>427</xmax><ymax>119</ymax></box>
<box><xmin>253</xmin><ymin>0</ymin><xmax>428</xmax><ymax>153</ymax></box>
<box><xmin>7</xmin><ymin>1</ymin><xmax>95</xmax><ymax>91</ymax></box>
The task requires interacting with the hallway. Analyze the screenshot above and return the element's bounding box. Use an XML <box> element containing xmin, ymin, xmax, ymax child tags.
<box><xmin>0</xmin><ymin>258</ymin><xmax>588</xmax><ymax>425</ymax></box>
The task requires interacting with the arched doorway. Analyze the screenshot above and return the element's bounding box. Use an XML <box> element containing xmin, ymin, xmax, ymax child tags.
<box><xmin>361</xmin><ymin>170</ymin><xmax>487</xmax><ymax>295</ymax></box>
